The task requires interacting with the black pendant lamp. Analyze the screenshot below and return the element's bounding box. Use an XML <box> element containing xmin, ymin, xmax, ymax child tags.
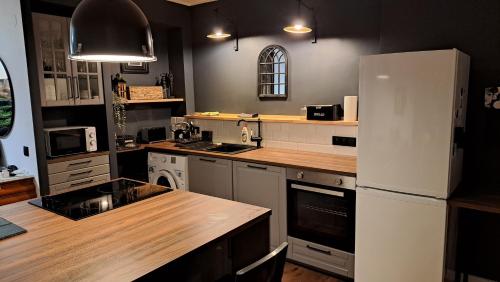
<box><xmin>69</xmin><ymin>0</ymin><xmax>157</xmax><ymax>62</ymax></box>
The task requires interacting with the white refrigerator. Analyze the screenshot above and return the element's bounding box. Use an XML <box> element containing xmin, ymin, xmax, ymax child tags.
<box><xmin>355</xmin><ymin>49</ymin><xmax>470</xmax><ymax>282</ymax></box>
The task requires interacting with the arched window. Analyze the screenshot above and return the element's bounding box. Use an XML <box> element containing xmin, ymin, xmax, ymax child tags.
<box><xmin>258</xmin><ymin>45</ymin><xmax>288</xmax><ymax>99</ymax></box>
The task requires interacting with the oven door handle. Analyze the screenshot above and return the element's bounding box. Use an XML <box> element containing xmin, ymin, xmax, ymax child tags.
<box><xmin>290</xmin><ymin>183</ymin><xmax>344</xmax><ymax>198</ymax></box>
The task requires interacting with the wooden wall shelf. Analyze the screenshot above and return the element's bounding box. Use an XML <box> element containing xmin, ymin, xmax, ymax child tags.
<box><xmin>185</xmin><ymin>113</ymin><xmax>358</xmax><ymax>126</ymax></box>
<box><xmin>121</xmin><ymin>98</ymin><xmax>184</xmax><ymax>104</ymax></box>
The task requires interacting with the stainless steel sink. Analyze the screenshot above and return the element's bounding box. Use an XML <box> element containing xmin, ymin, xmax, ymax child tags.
<box><xmin>205</xmin><ymin>143</ymin><xmax>257</xmax><ymax>154</ymax></box>
<box><xmin>175</xmin><ymin>142</ymin><xmax>257</xmax><ymax>154</ymax></box>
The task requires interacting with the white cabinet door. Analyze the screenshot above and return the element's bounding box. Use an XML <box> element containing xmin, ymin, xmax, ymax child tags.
<box><xmin>233</xmin><ymin>161</ymin><xmax>286</xmax><ymax>249</ymax></box>
<box><xmin>358</xmin><ymin>50</ymin><xmax>468</xmax><ymax>198</ymax></box>
<box><xmin>188</xmin><ymin>156</ymin><xmax>233</xmax><ymax>200</ymax></box>
<box><xmin>72</xmin><ymin>61</ymin><xmax>104</xmax><ymax>105</ymax></box>
<box><xmin>33</xmin><ymin>13</ymin><xmax>74</xmax><ymax>107</ymax></box>
<box><xmin>32</xmin><ymin>13</ymin><xmax>104</xmax><ymax>107</ymax></box>
<box><xmin>355</xmin><ymin>187</ymin><xmax>447</xmax><ymax>282</ymax></box>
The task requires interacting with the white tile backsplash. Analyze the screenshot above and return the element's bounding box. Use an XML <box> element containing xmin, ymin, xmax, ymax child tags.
<box><xmin>335</xmin><ymin>125</ymin><xmax>358</xmax><ymax>137</ymax></box>
<box><xmin>187</xmin><ymin>119</ymin><xmax>358</xmax><ymax>156</ymax></box>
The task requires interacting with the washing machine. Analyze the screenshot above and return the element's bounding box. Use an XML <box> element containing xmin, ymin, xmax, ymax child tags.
<box><xmin>148</xmin><ymin>152</ymin><xmax>188</xmax><ymax>191</ymax></box>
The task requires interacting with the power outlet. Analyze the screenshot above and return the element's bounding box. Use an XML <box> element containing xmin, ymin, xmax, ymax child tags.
<box><xmin>332</xmin><ymin>136</ymin><xmax>356</xmax><ymax>147</ymax></box>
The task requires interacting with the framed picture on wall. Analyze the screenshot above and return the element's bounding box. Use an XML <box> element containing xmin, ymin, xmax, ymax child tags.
<box><xmin>120</xmin><ymin>62</ymin><xmax>149</xmax><ymax>74</ymax></box>
<box><xmin>485</xmin><ymin>87</ymin><xmax>500</xmax><ymax>109</ymax></box>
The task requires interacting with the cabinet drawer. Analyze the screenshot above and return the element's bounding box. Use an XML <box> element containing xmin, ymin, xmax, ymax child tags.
<box><xmin>49</xmin><ymin>174</ymin><xmax>110</xmax><ymax>195</ymax></box>
<box><xmin>188</xmin><ymin>156</ymin><xmax>233</xmax><ymax>200</ymax></box>
<box><xmin>48</xmin><ymin>155</ymin><xmax>109</xmax><ymax>174</ymax></box>
<box><xmin>289</xmin><ymin>237</ymin><xmax>354</xmax><ymax>278</ymax></box>
<box><xmin>0</xmin><ymin>178</ymin><xmax>37</xmax><ymax>206</ymax></box>
<box><xmin>0</xmin><ymin>178</ymin><xmax>36</xmax><ymax>197</ymax></box>
<box><xmin>48</xmin><ymin>164</ymin><xmax>110</xmax><ymax>186</ymax></box>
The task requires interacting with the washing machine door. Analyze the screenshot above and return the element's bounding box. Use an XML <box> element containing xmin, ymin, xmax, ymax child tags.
<box><xmin>155</xmin><ymin>170</ymin><xmax>178</xmax><ymax>189</ymax></box>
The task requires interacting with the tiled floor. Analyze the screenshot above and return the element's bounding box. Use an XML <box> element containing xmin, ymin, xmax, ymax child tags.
<box><xmin>282</xmin><ymin>262</ymin><xmax>344</xmax><ymax>282</ymax></box>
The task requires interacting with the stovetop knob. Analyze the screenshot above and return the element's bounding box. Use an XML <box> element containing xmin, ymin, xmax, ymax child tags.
<box><xmin>335</xmin><ymin>178</ymin><xmax>343</xmax><ymax>186</ymax></box>
<box><xmin>297</xmin><ymin>171</ymin><xmax>304</xmax><ymax>179</ymax></box>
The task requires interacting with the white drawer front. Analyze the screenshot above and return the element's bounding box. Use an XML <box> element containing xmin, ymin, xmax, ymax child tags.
<box><xmin>49</xmin><ymin>174</ymin><xmax>110</xmax><ymax>195</ymax></box>
<box><xmin>48</xmin><ymin>164</ymin><xmax>110</xmax><ymax>185</ymax></box>
<box><xmin>48</xmin><ymin>155</ymin><xmax>109</xmax><ymax>174</ymax></box>
<box><xmin>289</xmin><ymin>237</ymin><xmax>354</xmax><ymax>278</ymax></box>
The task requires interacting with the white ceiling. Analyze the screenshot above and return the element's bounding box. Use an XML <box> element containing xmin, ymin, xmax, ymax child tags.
<box><xmin>168</xmin><ymin>0</ymin><xmax>217</xmax><ymax>6</ymax></box>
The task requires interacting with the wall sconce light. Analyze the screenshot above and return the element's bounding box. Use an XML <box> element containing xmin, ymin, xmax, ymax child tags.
<box><xmin>283</xmin><ymin>0</ymin><xmax>317</xmax><ymax>43</ymax></box>
<box><xmin>207</xmin><ymin>8</ymin><xmax>239</xmax><ymax>51</ymax></box>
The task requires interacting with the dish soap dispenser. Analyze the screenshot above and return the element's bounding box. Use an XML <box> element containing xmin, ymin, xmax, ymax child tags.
<box><xmin>241</xmin><ymin>123</ymin><xmax>249</xmax><ymax>144</ymax></box>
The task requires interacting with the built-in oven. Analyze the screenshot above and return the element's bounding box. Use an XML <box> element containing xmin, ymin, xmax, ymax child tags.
<box><xmin>286</xmin><ymin>168</ymin><xmax>356</xmax><ymax>278</ymax></box>
<box><xmin>44</xmin><ymin>126</ymin><xmax>97</xmax><ymax>157</ymax></box>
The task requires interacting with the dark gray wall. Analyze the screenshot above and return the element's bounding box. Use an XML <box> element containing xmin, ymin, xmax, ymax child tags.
<box><xmin>191</xmin><ymin>0</ymin><xmax>380</xmax><ymax>115</ymax></box>
<box><xmin>191</xmin><ymin>0</ymin><xmax>500</xmax><ymax>190</ymax></box>
<box><xmin>102</xmin><ymin>21</ymin><xmax>172</xmax><ymax>138</ymax></box>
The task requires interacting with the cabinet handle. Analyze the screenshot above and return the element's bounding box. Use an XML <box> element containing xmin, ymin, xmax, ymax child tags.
<box><xmin>247</xmin><ymin>164</ymin><xmax>267</xmax><ymax>170</ymax></box>
<box><xmin>69</xmin><ymin>170</ymin><xmax>93</xmax><ymax>177</ymax></box>
<box><xmin>67</xmin><ymin>77</ymin><xmax>73</xmax><ymax>99</ymax></box>
<box><xmin>73</xmin><ymin>77</ymin><xmax>80</xmax><ymax>99</ymax></box>
<box><xmin>306</xmin><ymin>245</ymin><xmax>332</xmax><ymax>255</ymax></box>
<box><xmin>70</xmin><ymin>179</ymin><xmax>93</xmax><ymax>187</ymax></box>
<box><xmin>68</xmin><ymin>160</ymin><xmax>92</xmax><ymax>167</ymax></box>
<box><xmin>199</xmin><ymin>158</ymin><xmax>216</xmax><ymax>163</ymax></box>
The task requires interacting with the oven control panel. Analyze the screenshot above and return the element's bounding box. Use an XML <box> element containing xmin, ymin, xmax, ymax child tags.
<box><xmin>287</xmin><ymin>168</ymin><xmax>356</xmax><ymax>190</ymax></box>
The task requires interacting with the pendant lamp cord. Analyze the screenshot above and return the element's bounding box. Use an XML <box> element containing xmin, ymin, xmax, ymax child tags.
<box><xmin>296</xmin><ymin>0</ymin><xmax>317</xmax><ymax>43</ymax></box>
<box><xmin>212</xmin><ymin>7</ymin><xmax>239</xmax><ymax>51</ymax></box>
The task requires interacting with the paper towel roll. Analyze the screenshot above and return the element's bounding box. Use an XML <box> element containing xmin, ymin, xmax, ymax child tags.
<box><xmin>344</xmin><ymin>96</ymin><xmax>358</xmax><ymax>121</ymax></box>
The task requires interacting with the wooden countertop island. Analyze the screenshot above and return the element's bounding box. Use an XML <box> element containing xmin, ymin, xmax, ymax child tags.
<box><xmin>0</xmin><ymin>189</ymin><xmax>271</xmax><ymax>281</ymax></box>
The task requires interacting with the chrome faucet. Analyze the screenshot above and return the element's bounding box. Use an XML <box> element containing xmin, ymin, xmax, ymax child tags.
<box><xmin>237</xmin><ymin>118</ymin><xmax>263</xmax><ymax>148</ymax></box>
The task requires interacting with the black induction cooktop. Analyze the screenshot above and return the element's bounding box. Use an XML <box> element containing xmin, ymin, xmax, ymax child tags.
<box><xmin>29</xmin><ymin>178</ymin><xmax>173</xmax><ymax>221</ymax></box>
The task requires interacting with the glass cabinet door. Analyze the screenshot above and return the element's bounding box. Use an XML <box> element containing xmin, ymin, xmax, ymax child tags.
<box><xmin>33</xmin><ymin>13</ymin><xmax>74</xmax><ymax>107</ymax></box>
<box><xmin>72</xmin><ymin>61</ymin><xmax>104</xmax><ymax>105</ymax></box>
<box><xmin>33</xmin><ymin>13</ymin><xmax>104</xmax><ymax>107</ymax></box>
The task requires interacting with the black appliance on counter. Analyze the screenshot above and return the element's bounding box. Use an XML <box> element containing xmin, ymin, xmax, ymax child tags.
<box><xmin>116</xmin><ymin>135</ymin><xmax>137</xmax><ymax>148</ymax></box>
<box><xmin>139</xmin><ymin>126</ymin><xmax>167</xmax><ymax>143</ymax></box>
<box><xmin>29</xmin><ymin>179</ymin><xmax>172</xmax><ymax>220</ymax></box>
<box><xmin>172</xmin><ymin>122</ymin><xmax>201</xmax><ymax>144</ymax></box>
<box><xmin>286</xmin><ymin>168</ymin><xmax>356</xmax><ymax>278</ymax></box>
<box><xmin>306</xmin><ymin>104</ymin><xmax>343</xmax><ymax>121</ymax></box>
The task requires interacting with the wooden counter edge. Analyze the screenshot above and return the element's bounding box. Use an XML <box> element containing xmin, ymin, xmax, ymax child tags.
<box><xmin>145</xmin><ymin>143</ymin><xmax>357</xmax><ymax>176</ymax></box>
<box><xmin>185</xmin><ymin>113</ymin><xmax>359</xmax><ymax>126</ymax></box>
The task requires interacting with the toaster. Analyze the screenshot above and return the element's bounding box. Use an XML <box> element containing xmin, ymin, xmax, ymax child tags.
<box><xmin>306</xmin><ymin>104</ymin><xmax>343</xmax><ymax>121</ymax></box>
<box><xmin>140</xmin><ymin>127</ymin><xmax>167</xmax><ymax>143</ymax></box>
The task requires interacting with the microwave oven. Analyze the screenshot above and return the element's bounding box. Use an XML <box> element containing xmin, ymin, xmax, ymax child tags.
<box><xmin>44</xmin><ymin>126</ymin><xmax>97</xmax><ymax>157</ymax></box>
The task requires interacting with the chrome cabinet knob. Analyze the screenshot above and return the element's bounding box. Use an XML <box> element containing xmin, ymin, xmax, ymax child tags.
<box><xmin>297</xmin><ymin>171</ymin><xmax>304</xmax><ymax>179</ymax></box>
<box><xmin>335</xmin><ymin>178</ymin><xmax>343</xmax><ymax>186</ymax></box>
